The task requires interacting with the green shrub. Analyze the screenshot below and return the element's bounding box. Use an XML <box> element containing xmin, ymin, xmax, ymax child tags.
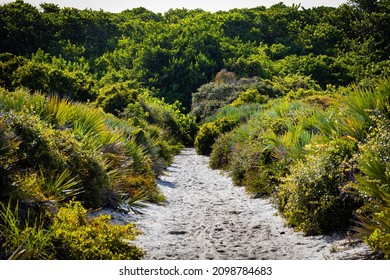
<box><xmin>66</xmin><ymin>146</ymin><xmax>109</xmax><ymax>209</ymax></box>
<box><xmin>272</xmin><ymin>74</ymin><xmax>322</xmax><ymax>92</ymax></box>
<box><xmin>214</xmin><ymin>117</ymin><xmax>240</xmax><ymax>132</ymax></box>
<box><xmin>209</xmin><ymin>132</ymin><xmax>235</xmax><ymax>170</ymax></box>
<box><xmin>231</xmin><ymin>88</ymin><xmax>268</xmax><ymax>106</ymax></box>
<box><xmin>154</xmin><ymin>139</ymin><xmax>182</xmax><ymax>166</ymax></box>
<box><xmin>3</xmin><ymin>111</ymin><xmax>66</xmax><ymax>171</ymax></box>
<box><xmin>191</xmin><ymin>82</ymin><xmax>242</xmax><ymax>121</ymax></box>
<box><xmin>51</xmin><ymin>201</ymin><xmax>144</xmax><ymax>260</ymax></box>
<box><xmin>209</xmin><ymin>118</ymin><xmax>255</xmax><ymax>169</ymax></box>
<box><xmin>191</xmin><ymin>76</ymin><xmax>282</xmax><ymax>122</ymax></box>
<box><xmin>101</xmin><ymin>90</ymin><xmax>136</xmax><ymax>116</ymax></box>
<box><xmin>346</xmin><ymin>78</ymin><xmax>390</xmax><ymax>124</ymax></box>
<box><xmin>243</xmin><ymin>162</ymin><xmax>278</xmax><ymax>197</ymax></box>
<box><xmin>11</xmin><ymin>59</ymin><xmax>96</xmax><ymax>102</ymax></box>
<box><xmin>3</xmin><ymin>110</ymin><xmax>109</xmax><ymax>208</ymax></box>
<box><xmin>194</xmin><ymin>122</ymin><xmax>220</xmax><ymax>155</ymax></box>
<box><xmin>125</xmin><ymin>92</ymin><xmax>197</xmax><ymax>145</ymax></box>
<box><xmin>209</xmin><ymin>97</ymin><xmax>316</xmax><ymax>195</ymax></box>
<box><xmin>336</xmin><ymin>78</ymin><xmax>390</xmax><ymax>142</ymax></box>
<box><xmin>0</xmin><ymin>89</ymin><xmax>180</xmax><ymax>211</ymax></box>
<box><xmin>228</xmin><ymin>147</ymin><xmax>248</xmax><ymax>186</ymax></box>
<box><xmin>275</xmin><ymin>54</ymin><xmax>352</xmax><ymax>88</ymax></box>
<box><xmin>131</xmin><ymin>128</ymin><xmax>160</xmax><ymax>166</ymax></box>
<box><xmin>11</xmin><ymin>61</ymin><xmax>50</xmax><ymax>92</ymax></box>
<box><xmin>301</xmin><ymin>94</ymin><xmax>336</xmax><ymax>109</ymax></box>
<box><xmin>205</xmin><ymin>103</ymin><xmax>261</xmax><ymax>124</ymax></box>
<box><xmin>195</xmin><ymin>117</ymin><xmax>240</xmax><ymax>155</ymax></box>
<box><xmin>115</xmin><ymin>173</ymin><xmax>164</xmax><ymax>206</ymax></box>
<box><xmin>352</xmin><ymin>121</ymin><xmax>390</xmax><ymax>258</ymax></box>
<box><xmin>97</xmin><ymin>84</ymin><xmax>139</xmax><ymax>116</ymax></box>
<box><xmin>0</xmin><ymin>118</ymin><xmax>20</xmax><ymax>200</ymax></box>
<box><xmin>277</xmin><ymin>138</ymin><xmax>358</xmax><ymax>235</ymax></box>
<box><xmin>228</xmin><ymin>141</ymin><xmax>263</xmax><ymax>185</ymax></box>
<box><xmin>0</xmin><ymin>53</ymin><xmax>28</xmax><ymax>89</ymax></box>
<box><xmin>227</xmin><ymin>139</ymin><xmax>280</xmax><ymax>197</ymax></box>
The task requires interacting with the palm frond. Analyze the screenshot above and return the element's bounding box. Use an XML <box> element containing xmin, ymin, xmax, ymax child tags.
<box><xmin>39</xmin><ymin>168</ymin><xmax>82</xmax><ymax>202</ymax></box>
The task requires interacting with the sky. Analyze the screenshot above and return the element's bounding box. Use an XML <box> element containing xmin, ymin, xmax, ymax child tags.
<box><xmin>1</xmin><ymin>0</ymin><xmax>349</xmax><ymax>13</ymax></box>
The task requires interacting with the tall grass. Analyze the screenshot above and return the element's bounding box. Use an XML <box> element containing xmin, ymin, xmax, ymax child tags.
<box><xmin>0</xmin><ymin>201</ymin><xmax>52</xmax><ymax>259</ymax></box>
<box><xmin>0</xmin><ymin>88</ymin><xmax>30</xmax><ymax>112</ymax></box>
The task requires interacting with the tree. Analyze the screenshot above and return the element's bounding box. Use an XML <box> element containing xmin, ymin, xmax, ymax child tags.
<box><xmin>0</xmin><ymin>0</ymin><xmax>46</xmax><ymax>55</ymax></box>
<box><xmin>348</xmin><ymin>0</ymin><xmax>380</xmax><ymax>12</ymax></box>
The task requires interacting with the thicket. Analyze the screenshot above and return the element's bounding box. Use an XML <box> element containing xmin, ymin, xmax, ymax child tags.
<box><xmin>352</xmin><ymin>121</ymin><xmax>390</xmax><ymax>258</ymax></box>
<box><xmin>0</xmin><ymin>87</ymin><xmax>189</xmax><ymax>259</ymax></box>
<box><xmin>1</xmin><ymin>0</ymin><xmax>390</xmax><ymax>259</ymax></box>
<box><xmin>1</xmin><ymin>1</ymin><xmax>389</xmax><ymax>109</ymax></box>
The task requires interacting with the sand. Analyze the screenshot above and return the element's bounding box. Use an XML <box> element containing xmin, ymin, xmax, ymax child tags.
<box><xmin>116</xmin><ymin>148</ymin><xmax>373</xmax><ymax>260</ymax></box>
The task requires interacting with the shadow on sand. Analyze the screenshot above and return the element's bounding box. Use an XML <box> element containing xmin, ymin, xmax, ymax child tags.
<box><xmin>157</xmin><ymin>178</ymin><xmax>176</xmax><ymax>188</ymax></box>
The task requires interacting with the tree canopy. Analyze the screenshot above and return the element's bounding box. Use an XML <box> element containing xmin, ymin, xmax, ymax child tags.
<box><xmin>0</xmin><ymin>1</ymin><xmax>388</xmax><ymax>109</ymax></box>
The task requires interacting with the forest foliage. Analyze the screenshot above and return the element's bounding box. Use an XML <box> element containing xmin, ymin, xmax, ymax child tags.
<box><xmin>0</xmin><ymin>0</ymin><xmax>389</xmax><ymax>259</ymax></box>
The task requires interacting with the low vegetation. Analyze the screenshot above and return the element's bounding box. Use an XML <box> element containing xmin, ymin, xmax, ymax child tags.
<box><xmin>199</xmin><ymin>76</ymin><xmax>390</xmax><ymax>257</ymax></box>
<box><xmin>1</xmin><ymin>0</ymin><xmax>389</xmax><ymax>259</ymax></box>
<box><xmin>0</xmin><ymin>88</ymin><xmax>192</xmax><ymax>259</ymax></box>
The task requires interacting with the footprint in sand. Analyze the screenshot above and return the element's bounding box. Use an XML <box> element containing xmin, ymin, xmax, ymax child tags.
<box><xmin>133</xmin><ymin>148</ymin><xmax>373</xmax><ymax>260</ymax></box>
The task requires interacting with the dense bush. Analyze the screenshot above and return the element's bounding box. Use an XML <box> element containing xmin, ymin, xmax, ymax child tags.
<box><xmin>352</xmin><ymin>121</ymin><xmax>390</xmax><ymax>258</ymax></box>
<box><xmin>0</xmin><ymin>200</ymin><xmax>144</xmax><ymax>260</ymax></box>
<box><xmin>1</xmin><ymin>1</ymin><xmax>389</xmax><ymax>108</ymax></box>
<box><xmin>122</xmin><ymin>92</ymin><xmax>197</xmax><ymax>146</ymax></box>
<box><xmin>209</xmin><ymin>98</ymin><xmax>316</xmax><ymax>196</ymax></box>
<box><xmin>275</xmin><ymin>54</ymin><xmax>353</xmax><ymax>88</ymax></box>
<box><xmin>194</xmin><ymin>117</ymin><xmax>240</xmax><ymax>155</ymax></box>
<box><xmin>191</xmin><ymin>75</ymin><xmax>282</xmax><ymax>121</ymax></box>
<box><xmin>2</xmin><ymin>110</ymin><xmax>109</xmax><ymax>208</ymax></box>
<box><xmin>1</xmin><ymin>53</ymin><xmax>96</xmax><ymax>101</ymax></box>
<box><xmin>228</xmin><ymin>141</ymin><xmax>269</xmax><ymax>188</ymax></box>
<box><xmin>209</xmin><ymin>120</ymin><xmax>254</xmax><ymax>170</ymax></box>
<box><xmin>98</xmin><ymin>85</ymin><xmax>139</xmax><ymax>116</ymax></box>
<box><xmin>51</xmin><ymin>201</ymin><xmax>144</xmax><ymax>260</ymax></box>
<box><xmin>0</xmin><ymin>91</ymin><xmax>185</xmax><ymax>211</ymax></box>
<box><xmin>231</xmin><ymin>88</ymin><xmax>268</xmax><ymax>106</ymax></box>
<box><xmin>191</xmin><ymin>81</ymin><xmax>243</xmax><ymax>121</ymax></box>
<box><xmin>0</xmin><ymin>87</ymin><xmax>189</xmax><ymax>259</ymax></box>
<box><xmin>276</xmin><ymin>139</ymin><xmax>359</xmax><ymax>235</ymax></box>
<box><xmin>194</xmin><ymin>122</ymin><xmax>220</xmax><ymax>155</ymax></box>
<box><xmin>0</xmin><ymin>118</ymin><xmax>20</xmax><ymax>200</ymax></box>
<box><xmin>209</xmin><ymin>132</ymin><xmax>235</xmax><ymax>170</ymax></box>
<box><xmin>205</xmin><ymin>103</ymin><xmax>261</xmax><ymax>124</ymax></box>
<box><xmin>0</xmin><ymin>53</ymin><xmax>27</xmax><ymax>89</ymax></box>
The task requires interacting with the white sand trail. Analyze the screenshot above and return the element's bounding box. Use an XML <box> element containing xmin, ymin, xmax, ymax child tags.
<box><xmin>131</xmin><ymin>148</ymin><xmax>372</xmax><ymax>260</ymax></box>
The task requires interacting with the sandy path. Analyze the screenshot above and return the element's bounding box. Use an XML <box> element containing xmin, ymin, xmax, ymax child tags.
<box><xmin>131</xmin><ymin>148</ymin><xmax>372</xmax><ymax>260</ymax></box>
